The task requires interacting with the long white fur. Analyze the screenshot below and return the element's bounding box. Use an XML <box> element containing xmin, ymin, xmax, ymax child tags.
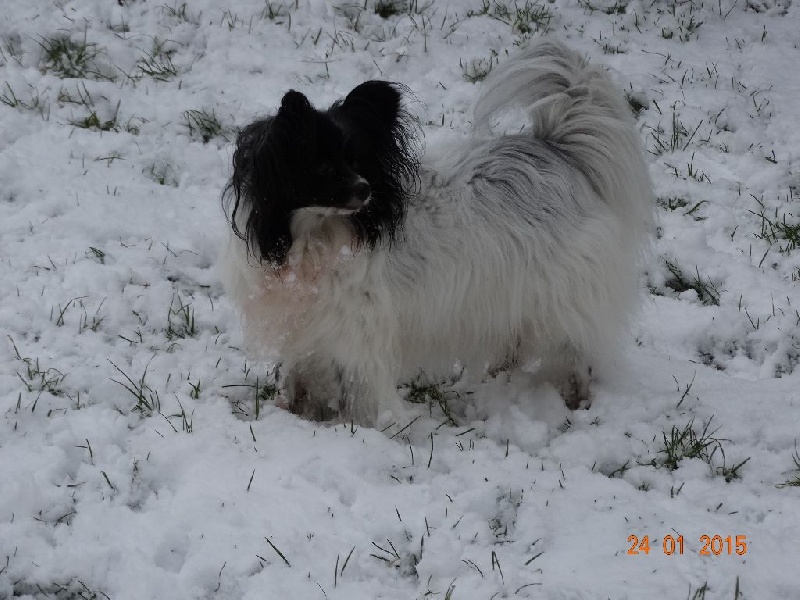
<box><xmin>219</xmin><ymin>39</ymin><xmax>654</xmax><ymax>426</ymax></box>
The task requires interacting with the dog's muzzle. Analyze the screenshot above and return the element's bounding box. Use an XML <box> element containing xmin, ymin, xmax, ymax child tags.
<box><xmin>344</xmin><ymin>178</ymin><xmax>371</xmax><ymax>210</ymax></box>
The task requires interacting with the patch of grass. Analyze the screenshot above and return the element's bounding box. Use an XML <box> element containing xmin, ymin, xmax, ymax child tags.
<box><xmin>96</xmin><ymin>152</ymin><xmax>124</xmax><ymax>167</ymax></box>
<box><xmin>402</xmin><ymin>376</ymin><xmax>461</xmax><ymax>426</ymax></box>
<box><xmin>648</xmin><ymin>109</ymin><xmax>705</xmax><ymax>156</ymax></box>
<box><xmin>220</xmin><ymin>8</ymin><xmax>245</xmax><ymax>31</ymax></box>
<box><xmin>223</xmin><ymin>363</ymin><xmax>282</xmax><ymax>420</ymax></box>
<box><xmin>188</xmin><ymin>378</ymin><xmax>202</xmax><ymax>399</ymax></box>
<box><xmin>657</xmin><ymin>196</ymin><xmax>689</xmax><ymax>211</ymax></box>
<box><xmin>658</xmin><ymin>417</ymin><xmax>720</xmax><ymax>471</ymax></box>
<box><xmin>690</xmin><ymin>582</ymin><xmax>709</xmax><ymax>600</ymax></box>
<box><xmin>183</xmin><ymin>108</ymin><xmax>228</xmax><ymax>143</ymax></box>
<box><xmin>657</xmin><ymin>196</ymin><xmax>707</xmax><ymax>220</ymax></box>
<box><xmin>375</xmin><ymin>0</ymin><xmax>406</xmax><ymax>18</ymax></box>
<box><xmin>600</xmin><ymin>461</ymin><xmax>631</xmax><ymax>478</ymax></box>
<box><xmin>510</xmin><ymin>0</ymin><xmax>553</xmax><ymax>34</ymax></box>
<box><xmin>136</xmin><ymin>40</ymin><xmax>178</xmax><ymax>81</ymax></box>
<box><xmin>663</xmin><ymin>259</ymin><xmax>720</xmax><ymax>306</ymax></box>
<box><xmin>122</xmin><ymin>116</ymin><xmax>144</xmax><ymax>135</ymax></box>
<box><xmin>664</xmin><ymin>156</ymin><xmax>711</xmax><ymax>183</ymax></box>
<box><xmin>676</xmin><ymin>14</ymin><xmax>703</xmax><ymax>42</ymax></box>
<box><xmin>0</xmin><ymin>82</ymin><xmax>24</xmax><ymax>108</ymax></box>
<box><xmin>264</xmin><ymin>1</ymin><xmax>293</xmax><ymax>22</ymax></box>
<box><xmin>50</xmin><ymin>296</ymin><xmax>105</xmax><ymax>333</ymax></box>
<box><xmin>263</xmin><ymin>536</ymin><xmax>292</xmax><ymax>566</ymax></box>
<box><xmin>777</xmin><ymin>445</ymin><xmax>800</xmax><ymax>488</ymax></box>
<box><xmin>468</xmin><ymin>0</ymin><xmax>554</xmax><ymax>35</ymax></box>
<box><xmin>646</xmin><ymin>416</ymin><xmax>750</xmax><ymax>482</ymax></box>
<box><xmin>87</xmin><ymin>246</ymin><xmax>106</xmax><ymax>264</ymax></box>
<box><xmin>9</xmin><ymin>337</ymin><xmax>67</xmax><ymax>398</ymax></box>
<box><xmin>576</xmin><ymin>0</ymin><xmax>630</xmax><ymax>13</ymax></box>
<box><xmin>625</xmin><ymin>91</ymin><xmax>647</xmax><ymax>116</ymax></box>
<box><xmin>603</xmin><ymin>1</ymin><xmax>628</xmax><ymax>14</ymax></box>
<box><xmin>0</xmin><ymin>82</ymin><xmax>48</xmax><ymax>115</ymax></box>
<box><xmin>109</xmin><ymin>17</ymin><xmax>131</xmax><ymax>34</ymax></box>
<box><xmin>110</xmin><ymin>360</ymin><xmax>161</xmax><ymax>415</ymax></box>
<box><xmin>750</xmin><ymin>192</ymin><xmax>800</xmax><ymax>254</ymax></box>
<box><xmin>70</xmin><ymin>103</ymin><xmax>121</xmax><ymax>132</ymax></box>
<box><xmin>593</xmin><ymin>33</ymin><xmax>625</xmax><ymax>54</ymax></box>
<box><xmin>78</xmin><ymin>299</ymin><xmax>107</xmax><ymax>334</ymax></box>
<box><xmin>37</xmin><ymin>34</ymin><xmax>113</xmax><ymax>81</ymax></box>
<box><xmin>167</xmin><ymin>397</ymin><xmax>194</xmax><ymax>433</ymax></box>
<box><xmin>0</xmin><ymin>38</ymin><xmax>24</xmax><ymax>66</ymax></box>
<box><xmin>161</xmin><ymin>1</ymin><xmax>190</xmax><ymax>22</ymax></box>
<box><xmin>334</xmin><ymin>545</ymin><xmax>356</xmax><ymax>588</ymax></box>
<box><xmin>656</xmin><ymin>0</ymin><xmax>704</xmax><ymax>41</ymax></box>
<box><xmin>12</xmin><ymin>579</ymin><xmax>111</xmax><ymax>600</ymax></box>
<box><xmin>682</xmin><ymin>200</ymin><xmax>708</xmax><ymax>221</ymax></box>
<box><xmin>166</xmin><ymin>294</ymin><xmax>197</xmax><ymax>340</ymax></box>
<box><xmin>407</xmin><ymin>0</ymin><xmax>437</xmax><ymax>15</ymax></box>
<box><xmin>51</xmin><ymin>296</ymin><xmax>86</xmax><ymax>327</ymax></box>
<box><xmin>460</xmin><ymin>50</ymin><xmax>498</xmax><ymax>83</ymax></box>
<box><xmin>489</xmin><ymin>489</ymin><xmax>522</xmax><ymax>539</ymax></box>
<box><xmin>144</xmin><ymin>162</ymin><xmax>179</xmax><ymax>186</ymax></box>
<box><xmin>370</xmin><ymin>537</ymin><xmax>420</xmax><ymax>578</ymax></box>
<box><xmin>717</xmin><ymin>455</ymin><xmax>751</xmax><ymax>483</ymax></box>
<box><xmin>59</xmin><ymin>83</ymin><xmax>139</xmax><ymax>134</ymax></box>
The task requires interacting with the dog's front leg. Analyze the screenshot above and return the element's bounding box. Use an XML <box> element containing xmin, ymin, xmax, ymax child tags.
<box><xmin>285</xmin><ymin>356</ymin><xmax>396</xmax><ymax>426</ymax></box>
<box><xmin>285</xmin><ymin>358</ymin><xmax>343</xmax><ymax>422</ymax></box>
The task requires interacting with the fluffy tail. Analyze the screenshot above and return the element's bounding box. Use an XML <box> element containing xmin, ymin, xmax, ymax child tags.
<box><xmin>474</xmin><ymin>38</ymin><xmax>653</xmax><ymax>235</ymax></box>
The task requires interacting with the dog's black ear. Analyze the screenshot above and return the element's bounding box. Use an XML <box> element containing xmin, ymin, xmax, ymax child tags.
<box><xmin>329</xmin><ymin>81</ymin><xmax>420</xmax><ymax>251</ymax></box>
<box><xmin>224</xmin><ymin>117</ymin><xmax>295</xmax><ymax>265</ymax></box>
<box><xmin>340</xmin><ymin>81</ymin><xmax>402</xmax><ymax>126</ymax></box>
<box><xmin>280</xmin><ymin>90</ymin><xmax>313</xmax><ymax>115</ymax></box>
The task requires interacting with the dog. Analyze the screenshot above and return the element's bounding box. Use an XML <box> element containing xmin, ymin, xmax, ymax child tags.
<box><xmin>219</xmin><ymin>39</ymin><xmax>653</xmax><ymax>426</ymax></box>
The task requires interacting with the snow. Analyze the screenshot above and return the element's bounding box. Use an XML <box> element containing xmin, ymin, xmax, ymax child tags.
<box><xmin>1</xmin><ymin>0</ymin><xmax>799</xmax><ymax>598</ymax></box>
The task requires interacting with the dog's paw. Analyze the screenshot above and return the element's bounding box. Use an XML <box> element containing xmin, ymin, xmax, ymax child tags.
<box><xmin>559</xmin><ymin>371</ymin><xmax>593</xmax><ymax>410</ymax></box>
<box><xmin>285</xmin><ymin>369</ymin><xmax>341</xmax><ymax>422</ymax></box>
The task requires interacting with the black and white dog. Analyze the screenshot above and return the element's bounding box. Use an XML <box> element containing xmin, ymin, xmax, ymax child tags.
<box><xmin>219</xmin><ymin>39</ymin><xmax>653</xmax><ymax>426</ymax></box>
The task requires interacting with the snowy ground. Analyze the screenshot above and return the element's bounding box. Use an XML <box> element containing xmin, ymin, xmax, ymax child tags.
<box><xmin>2</xmin><ymin>0</ymin><xmax>799</xmax><ymax>598</ymax></box>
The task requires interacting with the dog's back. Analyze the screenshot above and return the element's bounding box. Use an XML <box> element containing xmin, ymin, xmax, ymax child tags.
<box><xmin>390</xmin><ymin>39</ymin><xmax>654</xmax><ymax>403</ymax></box>
<box><xmin>473</xmin><ymin>39</ymin><xmax>653</xmax><ymax>240</ymax></box>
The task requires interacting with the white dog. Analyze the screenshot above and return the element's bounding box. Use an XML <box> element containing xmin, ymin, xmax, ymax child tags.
<box><xmin>220</xmin><ymin>39</ymin><xmax>653</xmax><ymax>426</ymax></box>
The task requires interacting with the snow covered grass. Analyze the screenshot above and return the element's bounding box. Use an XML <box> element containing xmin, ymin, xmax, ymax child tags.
<box><xmin>1</xmin><ymin>0</ymin><xmax>799</xmax><ymax>598</ymax></box>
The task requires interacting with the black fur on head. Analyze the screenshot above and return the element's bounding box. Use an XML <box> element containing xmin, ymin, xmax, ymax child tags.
<box><xmin>223</xmin><ymin>81</ymin><xmax>420</xmax><ymax>264</ymax></box>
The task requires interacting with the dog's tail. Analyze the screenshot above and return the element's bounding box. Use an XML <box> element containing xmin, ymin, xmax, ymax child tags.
<box><xmin>473</xmin><ymin>38</ymin><xmax>653</xmax><ymax>234</ymax></box>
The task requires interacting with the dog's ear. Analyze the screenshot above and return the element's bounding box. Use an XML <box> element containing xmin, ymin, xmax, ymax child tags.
<box><xmin>340</xmin><ymin>81</ymin><xmax>402</xmax><ymax>126</ymax></box>
<box><xmin>331</xmin><ymin>81</ymin><xmax>420</xmax><ymax>252</ymax></box>
<box><xmin>279</xmin><ymin>90</ymin><xmax>313</xmax><ymax>115</ymax></box>
<box><xmin>224</xmin><ymin>117</ymin><xmax>295</xmax><ymax>264</ymax></box>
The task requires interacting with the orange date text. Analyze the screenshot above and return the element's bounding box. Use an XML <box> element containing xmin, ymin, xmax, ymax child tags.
<box><xmin>627</xmin><ymin>535</ymin><xmax>747</xmax><ymax>556</ymax></box>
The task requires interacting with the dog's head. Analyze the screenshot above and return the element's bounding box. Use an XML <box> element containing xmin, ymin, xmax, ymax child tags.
<box><xmin>224</xmin><ymin>81</ymin><xmax>420</xmax><ymax>264</ymax></box>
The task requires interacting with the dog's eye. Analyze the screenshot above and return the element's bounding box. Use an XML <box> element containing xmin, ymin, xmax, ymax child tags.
<box><xmin>342</xmin><ymin>149</ymin><xmax>359</xmax><ymax>171</ymax></box>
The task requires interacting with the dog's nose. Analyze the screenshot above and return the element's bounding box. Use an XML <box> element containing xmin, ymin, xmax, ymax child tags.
<box><xmin>352</xmin><ymin>180</ymin><xmax>371</xmax><ymax>202</ymax></box>
<box><xmin>344</xmin><ymin>179</ymin><xmax>371</xmax><ymax>209</ymax></box>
